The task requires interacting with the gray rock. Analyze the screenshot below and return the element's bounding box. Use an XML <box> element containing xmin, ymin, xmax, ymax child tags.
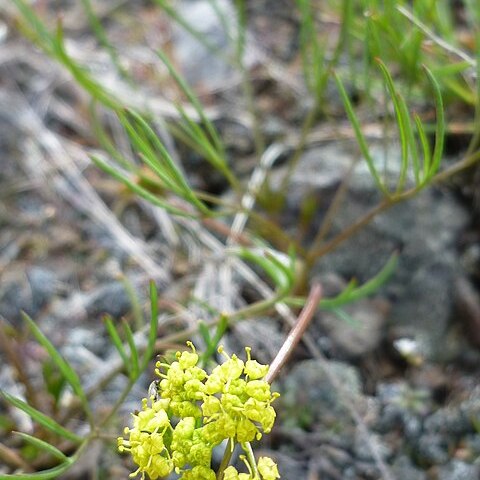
<box><xmin>171</xmin><ymin>0</ymin><xmax>236</xmax><ymax>88</ymax></box>
<box><xmin>83</xmin><ymin>281</ymin><xmax>134</xmax><ymax>319</ymax></box>
<box><xmin>280</xmin><ymin>359</ymin><xmax>363</xmax><ymax>432</ymax></box>
<box><xmin>275</xmin><ymin>142</ymin><xmax>469</xmax><ymax>361</ymax></box>
<box><xmin>0</xmin><ymin>267</ymin><xmax>61</xmax><ymax>324</ymax></box>
<box><xmin>414</xmin><ymin>433</ymin><xmax>450</xmax><ymax>466</ymax></box>
<box><xmin>436</xmin><ymin>460</ymin><xmax>480</xmax><ymax>480</ymax></box>
<box><xmin>318</xmin><ymin>298</ymin><xmax>388</xmax><ymax>358</ymax></box>
<box><xmin>391</xmin><ymin>456</ymin><xmax>426</xmax><ymax>480</ymax></box>
<box><xmin>27</xmin><ymin>267</ymin><xmax>64</xmax><ymax>307</ymax></box>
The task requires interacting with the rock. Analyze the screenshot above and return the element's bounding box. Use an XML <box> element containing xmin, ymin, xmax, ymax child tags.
<box><xmin>436</xmin><ymin>460</ymin><xmax>480</xmax><ymax>480</ymax></box>
<box><xmin>27</xmin><ymin>267</ymin><xmax>64</xmax><ymax>308</ymax></box>
<box><xmin>0</xmin><ymin>267</ymin><xmax>62</xmax><ymax>324</ymax></box>
<box><xmin>280</xmin><ymin>359</ymin><xmax>363</xmax><ymax>432</ymax></box>
<box><xmin>272</xmin><ymin>452</ymin><xmax>307</xmax><ymax>479</ymax></box>
<box><xmin>273</xmin><ymin>142</ymin><xmax>469</xmax><ymax>361</ymax></box>
<box><xmin>229</xmin><ymin>318</ymin><xmax>284</xmax><ymax>365</ymax></box>
<box><xmin>83</xmin><ymin>281</ymin><xmax>134</xmax><ymax>319</ymax></box>
<box><xmin>317</xmin><ymin>298</ymin><xmax>389</xmax><ymax>358</ymax></box>
<box><xmin>171</xmin><ymin>0</ymin><xmax>236</xmax><ymax>89</ymax></box>
<box><xmin>454</xmin><ymin>276</ymin><xmax>480</xmax><ymax>348</ymax></box>
<box><xmin>391</xmin><ymin>456</ymin><xmax>426</xmax><ymax>480</ymax></box>
<box><xmin>414</xmin><ymin>433</ymin><xmax>450</xmax><ymax>466</ymax></box>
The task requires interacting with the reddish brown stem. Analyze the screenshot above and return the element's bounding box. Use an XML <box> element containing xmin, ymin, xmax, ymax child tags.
<box><xmin>265</xmin><ymin>283</ymin><xmax>322</xmax><ymax>383</ymax></box>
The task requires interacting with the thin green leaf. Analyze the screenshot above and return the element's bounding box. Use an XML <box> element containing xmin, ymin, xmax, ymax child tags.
<box><xmin>21</xmin><ymin>313</ymin><xmax>92</xmax><ymax>423</ymax></box>
<box><xmin>90</xmin><ymin>155</ymin><xmax>195</xmax><ymax>217</ymax></box>
<box><xmin>122</xmin><ymin>320</ymin><xmax>139</xmax><ymax>380</ymax></box>
<box><xmin>13</xmin><ymin>432</ymin><xmax>68</xmax><ymax>462</ymax></box>
<box><xmin>103</xmin><ymin>315</ymin><xmax>130</xmax><ymax>374</ymax></box>
<box><xmin>237</xmin><ymin>248</ymin><xmax>293</xmax><ymax>296</ymax></box>
<box><xmin>330</xmin><ymin>307</ymin><xmax>359</xmax><ymax>327</ymax></box>
<box><xmin>154</xmin><ymin>0</ymin><xmax>229</xmax><ymax>63</ymax></box>
<box><xmin>156</xmin><ymin>49</ymin><xmax>225</xmax><ymax>156</ymax></box>
<box><xmin>334</xmin><ymin>71</ymin><xmax>388</xmax><ymax>196</ymax></box>
<box><xmin>423</xmin><ymin>66</ymin><xmax>445</xmax><ymax>179</ymax></box>
<box><xmin>89</xmin><ymin>103</ymin><xmax>134</xmax><ymax>170</ymax></box>
<box><xmin>121</xmin><ymin>276</ymin><xmax>144</xmax><ymax>330</ymax></box>
<box><xmin>198</xmin><ymin>314</ymin><xmax>229</xmax><ymax>367</ymax></box>
<box><xmin>0</xmin><ymin>460</ymin><xmax>74</xmax><ymax>480</ymax></box>
<box><xmin>414</xmin><ymin>113</ymin><xmax>432</xmax><ymax>183</ymax></box>
<box><xmin>443</xmin><ymin>77</ymin><xmax>476</xmax><ymax>105</ymax></box>
<box><xmin>286</xmin><ymin>252</ymin><xmax>398</xmax><ymax>309</ymax></box>
<box><xmin>80</xmin><ymin>0</ymin><xmax>130</xmax><ymax>81</ymax></box>
<box><xmin>326</xmin><ymin>252</ymin><xmax>398</xmax><ymax>307</ymax></box>
<box><xmin>140</xmin><ymin>281</ymin><xmax>159</xmax><ymax>371</ymax></box>
<box><xmin>375</xmin><ymin>59</ymin><xmax>410</xmax><ymax>192</ymax></box>
<box><xmin>211</xmin><ymin>314</ymin><xmax>229</xmax><ymax>346</ymax></box>
<box><xmin>126</xmin><ymin>110</ymin><xmax>210</xmax><ymax>213</ymax></box>
<box><xmin>11</xmin><ymin>0</ymin><xmax>55</xmax><ymax>53</ymax></box>
<box><xmin>431</xmin><ymin>61</ymin><xmax>474</xmax><ymax>78</ymax></box>
<box><xmin>174</xmin><ymin>103</ymin><xmax>238</xmax><ymax>189</ymax></box>
<box><xmin>53</xmin><ymin>23</ymin><xmax>120</xmax><ymax>110</ymax></box>
<box><xmin>117</xmin><ymin>112</ymin><xmax>178</xmax><ymax>191</ymax></box>
<box><xmin>398</xmin><ymin>95</ymin><xmax>421</xmax><ymax>185</ymax></box>
<box><xmin>198</xmin><ymin>321</ymin><xmax>212</xmax><ymax>346</ymax></box>
<box><xmin>0</xmin><ymin>392</ymin><xmax>82</xmax><ymax>443</ymax></box>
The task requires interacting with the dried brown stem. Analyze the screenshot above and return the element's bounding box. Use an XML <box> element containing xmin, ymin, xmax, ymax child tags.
<box><xmin>265</xmin><ymin>283</ymin><xmax>322</xmax><ymax>384</ymax></box>
<box><xmin>0</xmin><ymin>318</ymin><xmax>39</xmax><ymax>409</ymax></box>
<box><xmin>0</xmin><ymin>442</ymin><xmax>33</xmax><ymax>472</ymax></box>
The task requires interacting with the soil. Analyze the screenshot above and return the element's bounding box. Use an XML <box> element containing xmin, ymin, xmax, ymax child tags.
<box><xmin>0</xmin><ymin>2</ymin><xmax>479</xmax><ymax>480</ymax></box>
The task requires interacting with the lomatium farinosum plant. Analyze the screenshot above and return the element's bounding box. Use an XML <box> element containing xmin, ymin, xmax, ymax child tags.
<box><xmin>118</xmin><ymin>342</ymin><xmax>280</xmax><ymax>479</ymax></box>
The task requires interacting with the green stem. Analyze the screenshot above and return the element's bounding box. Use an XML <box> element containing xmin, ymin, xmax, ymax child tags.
<box><xmin>217</xmin><ymin>438</ymin><xmax>235</xmax><ymax>480</ymax></box>
<box><xmin>242</xmin><ymin>442</ymin><xmax>259</xmax><ymax>478</ymax></box>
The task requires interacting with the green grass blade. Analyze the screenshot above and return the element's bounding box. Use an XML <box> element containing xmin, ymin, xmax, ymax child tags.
<box><xmin>140</xmin><ymin>281</ymin><xmax>159</xmax><ymax>371</ymax></box>
<box><xmin>126</xmin><ymin>110</ymin><xmax>210</xmax><ymax>213</ymax></box>
<box><xmin>330</xmin><ymin>307</ymin><xmax>359</xmax><ymax>327</ymax></box>
<box><xmin>120</xmin><ymin>276</ymin><xmax>144</xmax><ymax>330</ymax></box>
<box><xmin>398</xmin><ymin>95</ymin><xmax>421</xmax><ymax>185</ymax></box>
<box><xmin>431</xmin><ymin>61</ymin><xmax>474</xmax><ymax>78</ymax></box>
<box><xmin>80</xmin><ymin>0</ymin><xmax>130</xmax><ymax>81</ymax></box>
<box><xmin>376</xmin><ymin>59</ymin><xmax>410</xmax><ymax>192</ymax></box>
<box><xmin>11</xmin><ymin>0</ymin><xmax>55</xmax><ymax>53</ymax></box>
<box><xmin>53</xmin><ymin>23</ymin><xmax>120</xmax><ymax>110</ymax></box>
<box><xmin>0</xmin><ymin>459</ymin><xmax>74</xmax><ymax>480</ymax></box>
<box><xmin>13</xmin><ymin>432</ymin><xmax>68</xmax><ymax>462</ymax></box>
<box><xmin>89</xmin><ymin>103</ymin><xmax>134</xmax><ymax>171</ymax></box>
<box><xmin>285</xmin><ymin>252</ymin><xmax>398</xmax><ymax>309</ymax></box>
<box><xmin>414</xmin><ymin>114</ymin><xmax>432</xmax><ymax>184</ymax></box>
<box><xmin>234</xmin><ymin>0</ymin><xmax>247</xmax><ymax>59</ymax></box>
<box><xmin>333</xmin><ymin>71</ymin><xmax>388</xmax><ymax>196</ymax></box>
<box><xmin>103</xmin><ymin>315</ymin><xmax>130</xmax><ymax>375</ymax></box>
<box><xmin>90</xmin><ymin>155</ymin><xmax>195</xmax><ymax>217</ymax></box>
<box><xmin>0</xmin><ymin>392</ymin><xmax>82</xmax><ymax>443</ymax></box>
<box><xmin>296</xmin><ymin>0</ymin><xmax>327</xmax><ymax>94</ymax></box>
<box><xmin>326</xmin><ymin>252</ymin><xmax>398</xmax><ymax>307</ymax></box>
<box><xmin>237</xmin><ymin>248</ymin><xmax>293</xmax><ymax>296</ymax></box>
<box><xmin>122</xmin><ymin>320</ymin><xmax>139</xmax><ymax>380</ymax></box>
<box><xmin>423</xmin><ymin>66</ymin><xmax>445</xmax><ymax>179</ymax></box>
<box><xmin>174</xmin><ymin>103</ymin><xmax>233</xmax><ymax>181</ymax></box>
<box><xmin>117</xmin><ymin>112</ymin><xmax>178</xmax><ymax>191</ymax></box>
<box><xmin>200</xmin><ymin>314</ymin><xmax>229</xmax><ymax>366</ymax></box>
<box><xmin>156</xmin><ymin>49</ymin><xmax>225</xmax><ymax>156</ymax></box>
<box><xmin>207</xmin><ymin>0</ymin><xmax>232</xmax><ymax>39</ymax></box>
<box><xmin>21</xmin><ymin>313</ymin><xmax>92</xmax><ymax>424</ymax></box>
<box><xmin>154</xmin><ymin>0</ymin><xmax>229</xmax><ymax>62</ymax></box>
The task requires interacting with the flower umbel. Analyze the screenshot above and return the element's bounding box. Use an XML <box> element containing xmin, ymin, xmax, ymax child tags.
<box><xmin>118</xmin><ymin>343</ymin><xmax>280</xmax><ymax>479</ymax></box>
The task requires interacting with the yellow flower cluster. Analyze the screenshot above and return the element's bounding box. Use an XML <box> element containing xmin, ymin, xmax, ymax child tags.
<box><xmin>118</xmin><ymin>343</ymin><xmax>280</xmax><ymax>479</ymax></box>
<box><xmin>224</xmin><ymin>457</ymin><xmax>280</xmax><ymax>480</ymax></box>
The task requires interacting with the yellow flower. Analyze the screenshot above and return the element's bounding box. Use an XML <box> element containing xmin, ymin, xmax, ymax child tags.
<box><xmin>258</xmin><ymin>457</ymin><xmax>280</xmax><ymax>480</ymax></box>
